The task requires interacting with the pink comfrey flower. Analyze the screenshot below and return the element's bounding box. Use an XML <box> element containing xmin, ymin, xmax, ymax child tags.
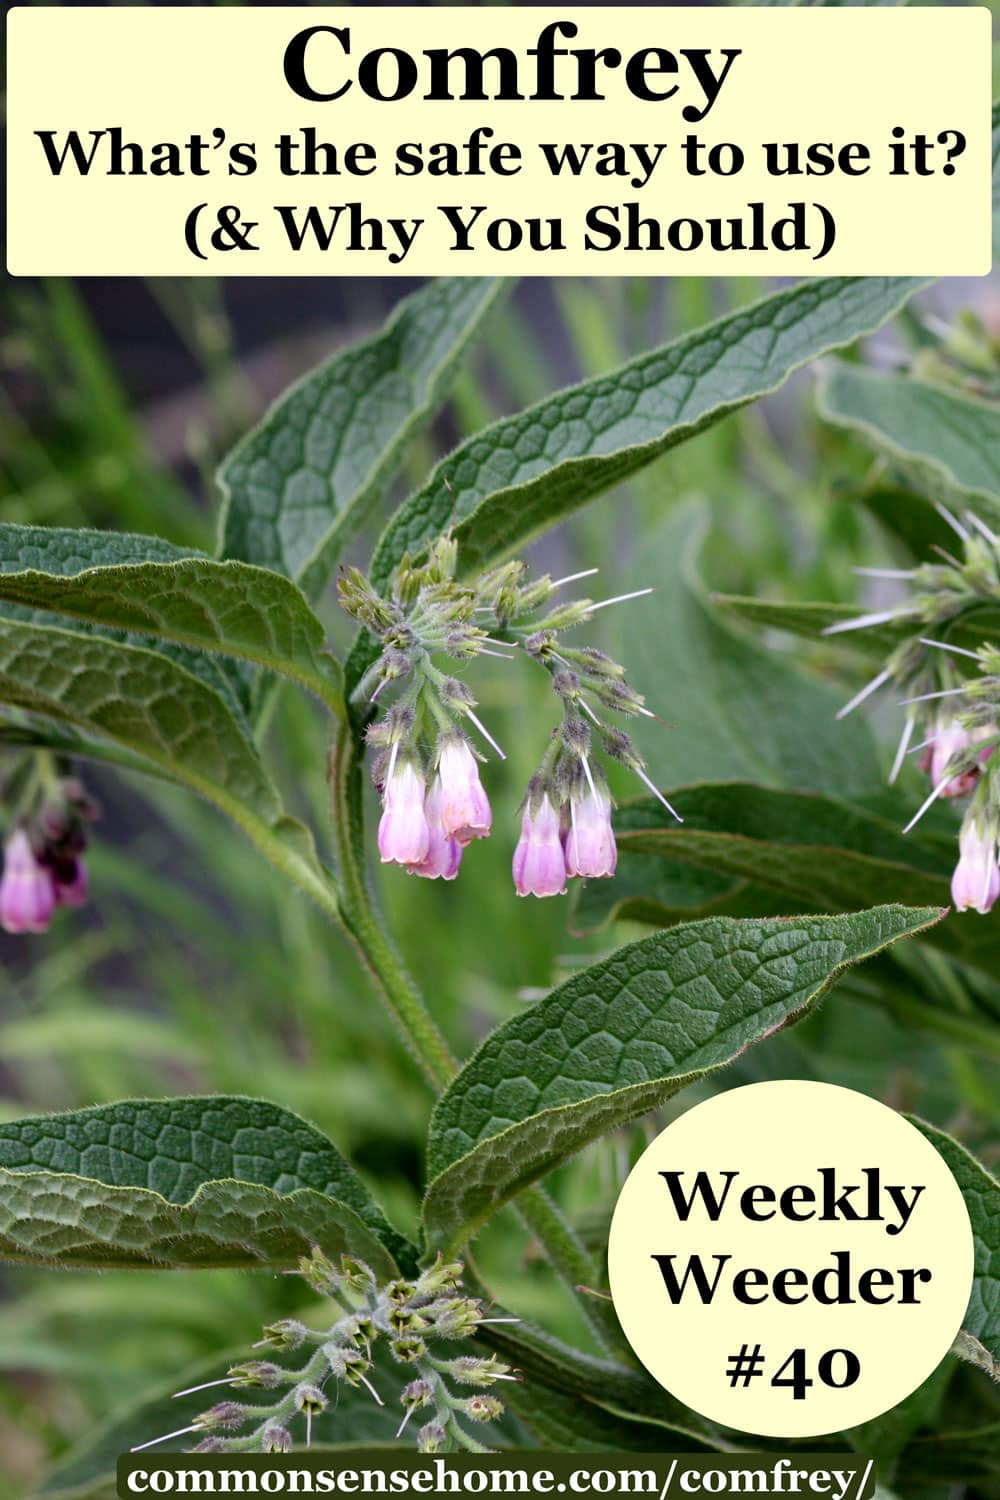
<box><xmin>408</xmin><ymin>778</ymin><xmax>462</xmax><ymax>882</ymax></box>
<box><xmin>923</xmin><ymin>720</ymin><xmax>979</xmax><ymax>798</ymax></box>
<box><xmin>564</xmin><ymin>784</ymin><xmax>617</xmax><ymax>879</ymax></box>
<box><xmin>951</xmin><ymin>819</ymin><xmax>1000</xmax><ymax>914</ymax></box>
<box><xmin>0</xmin><ymin>830</ymin><xmax>56</xmax><ymax>934</ymax></box>
<box><xmin>436</xmin><ymin>738</ymin><xmax>491</xmax><ymax>846</ymax></box>
<box><xmin>377</xmin><ymin>760</ymin><xmax>430</xmax><ymax>868</ymax></box>
<box><xmin>512</xmin><ymin>794</ymin><xmax>566</xmax><ymax>898</ymax></box>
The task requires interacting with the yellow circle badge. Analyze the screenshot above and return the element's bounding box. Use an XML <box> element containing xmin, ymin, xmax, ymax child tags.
<box><xmin>608</xmin><ymin>1081</ymin><xmax>974</xmax><ymax>1438</ymax></box>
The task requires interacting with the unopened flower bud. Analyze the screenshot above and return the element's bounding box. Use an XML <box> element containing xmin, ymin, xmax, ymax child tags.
<box><xmin>415</xmin><ymin>1257</ymin><xmax>464</xmax><ymax>1296</ymax></box>
<box><xmin>299</xmin><ymin>1246</ymin><xmax>341</xmax><ymax>1296</ymax></box>
<box><xmin>401</xmin><ymin>1379</ymin><xmax>433</xmax><ymax>1411</ymax></box>
<box><xmin>425</xmin><ymin>1297</ymin><xmax>482</xmax><ymax>1339</ymax></box>
<box><xmin>443</xmin><ymin>1356</ymin><xmax>515</xmax><ymax>1386</ymax></box>
<box><xmin>339</xmin><ymin>1256</ymin><xmax>377</xmax><ymax>1295</ymax></box>
<box><xmin>575</xmin><ymin>648</ymin><xmax>626</xmax><ymax>681</ymax></box>
<box><xmin>261</xmin><ymin>1425</ymin><xmax>292</xmax><ymax>1453</ymax></box>
<box><xmin>197</xmin><ymin>1402</ymin><xmax>246</xmax><ymax>1431</ymax></box>
<box><xmin>193</xmin><ymin>1438</ymin><xmax>226</xmax><ymax>1453</ymax></box>
<box><xmin>227</xmin><ymin>1361</ymin><xmax>285</xmax><ymax>1389</ymax></box>
<box><xmin>416</xmin><ymin>1420</ymin><xmax>447</xmax><ymax>1453</ymax></box>
<box><xmin>260</xmin><ymin>1319</ymin><xmax>308</xmax><ymax>1350</ymax></box>
<box><xmin>438</xmin><ymin>677</ymin><xmax>474</xmax><ymax>710</ymax></box>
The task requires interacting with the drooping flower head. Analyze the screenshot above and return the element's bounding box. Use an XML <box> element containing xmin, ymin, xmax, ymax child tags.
<box><xmin>377</xmin><ymin>754</ymin><xmax>430</xmax><ymax>869</ymax></box>
<box><xmin>0</xmin><ymin>829</ymin><xmax>56</xmax><ymax>934</ymax></box>
<box><xmin>564</xmin><ymin>761</ymin><xmax>617</xmax><ymax>880</ymax></box>
<box><xmin>407</xmin><ymin>776</ymin><xmax>462</xmax><ymax>882</ymax></box>
<box><xmin>512</xmin><ymin>781</ymin><xmax>566</xmax><ymax>899</ymax></box>
<box><xmin>951</xmin><ymin>813</ymin><xmax>1000</xmax><ymax>914</ymax></box>
<box><xmin>435</xmin><ymin>736</ymin><xmax>491</xmax><ymax>846</ymax></box>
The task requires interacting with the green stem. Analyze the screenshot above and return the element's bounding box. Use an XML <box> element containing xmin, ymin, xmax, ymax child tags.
<box><xmin>328</xmin><ymin>721</ymin><xmax>621</xmax><ymax>1349</ymax></box>
<box><xmin>330</xmin><ymin>723</ymin><xmax>455</xmax><ymax>1090</ymax></box>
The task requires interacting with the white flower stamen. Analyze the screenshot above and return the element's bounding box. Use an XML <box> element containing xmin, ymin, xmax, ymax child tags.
<box><xmin>631</xmin><ymin>763</ymin><xmax>683</xmax><ymax>824</ymax></box>
<box><xmin>889</xmin><ymin>716</ymin><xmax>916</xmax><ymax>786</ymax></box>
<box><xmin>835</xmin><ymin>669</ymin><xmax>891</xmax><ymax>721</ymax></box>
<box><xmin>463</xmin><ymin>708</ymin><xmax>507</xmax><ymax>761</ymax></box>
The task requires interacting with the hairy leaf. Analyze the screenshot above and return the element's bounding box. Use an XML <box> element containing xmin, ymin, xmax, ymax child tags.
<box><xmin>0</xmin><ymin>1096</ymin><xmax>413</xmax><ymax>1275</ymax></box>
<box><xmin>219</xmin><ymin>278</ymin><xmax>505</xmax><ymax>594</ymax></box>
<box><xmin>423</xmin><ymin>906</ymin><xmax>942</xmax><ymax>1252</ymax></box>
<box><xmin>913</xmin><ymin>1119</ymin><xmax>1000</xmax><ymax>1378</ymax></box>
<box><xmin>0</xmin><ymin>558</ymin><xmax>343</xmax><ymax>716</ymax></box>
<box><xmin>817</xmin><ymin>363</ymin><xmax>1000</xmax><ymax>517</ymax></box>
<box><xmin>0</xmin><ymin>522</ymin><xmax>251</xmax><ymax>723</ymax></box>
<box><xmin>0</xmin><ymin>617</ymin><xmax>326</xmax><ymax>896</ymax></box>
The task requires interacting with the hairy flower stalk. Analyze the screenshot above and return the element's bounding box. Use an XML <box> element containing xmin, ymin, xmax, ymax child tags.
<box><xmin>133</xmin><ymin>1252</ymin><xmax>519</xmax><ymax>1456</ymax></box>
<box><xmin>0</xmin><ymin>768</ymin><xmax>98</xmax><ymax>935</ymax></box>
<box><xmin>829</xmin><ymin>508</ymin><xmax>1000</xmax><ymax>913</ymax></box>
<box><xmin>340</xmin><ymin>538</ymin><xmax>676</xmax><ymax>899</ymax></box>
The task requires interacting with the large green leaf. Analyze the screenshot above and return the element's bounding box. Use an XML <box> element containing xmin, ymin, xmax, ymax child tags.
<box><xmin>617</xmin><ymin>505</ymin><xmax>882</xmax><ymax>797</ymax></box>
<box><xmin>0</xmin><ymin>522</ymin><xmax>251</xmax><ymax>724</ymax></box>
<box><xmin>219</xmin><ymin>278</ymin><xmax>505</xmax><ymax>594</ymax></box>
<box><xmin>0</xmin><ymin>617</ymin><xmax>327</xmax><ymax>900</ymax></box>
<box><xmin>0</xmin><ymin>557</ymin><xmax>343</xmax><ymax>717</ymax></box>
<box><xmin>422</xmin><ymin>905</ymin><xmax>941</xmax><ymax>1252</ymax></box>
<box><xmin>0</xmin><ymin>1096</ymin><xmax>413</xmax><ymax>1276</ymax></box>
<box><xmin>913</xmin><ymin>1120</ymin><xmax>1000</xmax><ymax>1380</ymax></box>
<box><xmin>817</xmin><ymin>363</ymin><xmax>1000</xmax><ymax>517</ymax></box>
<box><xmin>370</xmin><ymin>279</ymin><xmax>925</xmax><ymax>582</ymax></box>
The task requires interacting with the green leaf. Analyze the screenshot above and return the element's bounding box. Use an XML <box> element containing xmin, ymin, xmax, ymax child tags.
<box><xmin>598</xmin><ymin>785</ymin><xmax>952</xmax><ymax>914</ymax></box>
<box><xmin>912</xmin><ymin>1119</ymin><xmax>1000</xmax><ymax>1379</ymax></box>
<box><xmin>993</xmin><ymin>99</ymin><xmax>1000</xmax><ymax>254</ymax></box>
<box><xmin>0</xmin><ymin>1096</ymin><xmax>414</xmax><ymax>1276</ymax></box>
<box><xmin>0</xmin><ymin>522</ymin><xmax>252</xmax><ymax>725</ymax></box>
<box><xmin>817</xmin><ymin>363</ymin><xmax>1000</xmax><ymax>517</ymax></box>
<box><xmin>368</xmin><ymin>277</ymin><xmax>926</xmax><ymax>586</ymax></box>
<box><xmin>0</xmin><ymin>617</ymin><xmax>328</xmax><ymax>902</ymax></box>
<box><xmin>218</xmin><ymin>278</ymin><xmax>506</xmax><ymax>594</ymax></box>
<box><xmin>0</xmin><ymin>556</ymin><xmax>344</xmax><ymax>717</ymax></box>
<box><xmin>716</xmin><ymin>594</ymin><xmax>1000</xmax><ymax>662</ymax></box>
<box><xmin>616</xmin><ymin>504</ymin><xmax>882</xmax><ymax>797</ymax></box>
<box><xmin>423</xmin><ymin>905</ymin><xmax>942</xmax><ymax>1253</ymax></box>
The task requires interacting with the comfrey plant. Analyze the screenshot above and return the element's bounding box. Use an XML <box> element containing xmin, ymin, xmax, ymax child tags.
<box><xmin>4</xmin><ymin>280</ymin><xmax>1000</xmax><ymax>1491</ymax></box>
<box><xmin>339</xmin><ymin>535</ymin><xmax>679</xmax><ymax>898</ymax></box>
<box><xmin>828</xmin><ymin>504</ymin><xmax>1000</xmax><ymax>914</ymax></box>
<box><xmin>133</xmin><ymin>1252</ymin><xmax>518</xmax><ymax>1455</ymax></box>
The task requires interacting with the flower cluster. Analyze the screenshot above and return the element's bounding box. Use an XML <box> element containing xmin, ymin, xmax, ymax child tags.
<box><xmin>133</xmin><ymin>1251</ymin><xmax>519</xmax><ymax>1456</ymax></box>
<box><xmin>829</xmin><ymin>505</ymin><xmax>1000</xmax><ymax>913</ymax></box>
<box><xmin>0</xmin><ymin>773</ymin><xmax>97</xmax><ymax>935</ymax></box>
<box><xmin>339</xmin><ymin>537</ymin><xmax>679</xmax><ymax>899</ymax></box>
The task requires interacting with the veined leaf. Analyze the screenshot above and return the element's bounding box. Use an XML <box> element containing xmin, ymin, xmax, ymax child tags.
<box><xmin>0</xmin><ymin>617</ymin><xmax>328</xmax><ymax>899</ymax></box>
<box><xmin>423</xmin><ymin>905</ymin><xmax>942</xmax><ymax>1252</ymax></box>
<box><xmin>716</xmin><ymin>594</ymin><xmax>1000</xmax><ymax>661</ymax></box>
<box><xmin>369</xmin><ymin>278</ymin><xmax>926</xmax><ymax>584</ymax></box>
<box><xmin>0</xmin><ymin>1096</ymin><xmax>414</xmax><ymax>1276</ymax></box>
<box><xmin>219</xmin><ymin>278</ymin><xmax>506</xmax><ymax>595</ymax></box>
<box><xmin>817</xmin><ymin>363</ymin><xmax>1000</xmax><ymax>517</ymax></box>
<box><xmin>0</xmin><ymin>522</ymin><xmax>251</xmax><ymax>724</ymax></box>
<box><xmin>0</xmin><ymin>557</ymin><xmax>343</xmax><ymax>717</ymax></box>
<box><xmin>913</xmin><ymin>1119</ymin><xmax>1000</xmax><ymax>1379</ymax></box>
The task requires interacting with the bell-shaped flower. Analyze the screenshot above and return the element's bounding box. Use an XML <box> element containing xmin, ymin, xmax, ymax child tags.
<box><xmin>408</xmin><ymin>778</ymin><xmax>462</xmax><ymax>881</ymax></box>
<box><xmin>377</xmin><ymin>760</ymin><xmax>430</xmax><ymax>868</ymax></box>
<box><xmin>951</xmin><ymin>818</ymin><xmax>1000</xmax><ymax>914</ymax></box>
<box><xmin>436</xmin><ymin>737</ymin><xmax>491</xmax><ymax>846</ymax></box>
<box><xmin>0</xmin><ymin>829</ymin><xmax>56</xmax><ymax>934</ymax></box>
<box><xmin>564</xmin><ymin>783</ymin><xmax>617</xmax><ymax>879</ymax></box>
<box><xmin>512</xmin><ymin>793</ymin><xmax>566</xmax><ymax>898</ymax></box>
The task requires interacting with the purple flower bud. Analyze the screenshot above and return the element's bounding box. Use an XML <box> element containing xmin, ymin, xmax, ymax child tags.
<box><xmin>53</xmin><ymin>857</ymin><xmax>88</xmax><ymax>909</ymax></box>
<box><xmin>378</xmin><ymin>760</ymin><xmax>430</xmax><ymax>868</ymax></box>
<box><xmin>564</xmin><ymin>785</ymin><xmax>617</xmax><ymax>880</ymax></box>
<box><xmin>0</xmin><ymin>830</ymin><xmax>56</xmax><ymax>934</ymax></box>
<box><xmin>408</xmin><ymin>777</ymin><xmax>462</xmax><ymax>881</ymax></box>
<box><xmin>951</xmin><ymin>820</ymin><xmax>1000</xmax><ymax>914</ymax></box>
<box><xmin>436</xmin><ymin>737</ymin><xmax>491</xmax><ymax>845</ymax></box>
<box><xmin>512</xmin><ymin>795</ymin><xmax>567</xmax><ymax>899</ymax></box>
